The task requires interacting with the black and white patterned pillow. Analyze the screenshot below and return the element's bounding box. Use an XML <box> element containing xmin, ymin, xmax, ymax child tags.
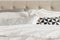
<box><xmin>36</xmin><ymin>17</ymin><xmax>60</xmax><ymax>25</ymax></box>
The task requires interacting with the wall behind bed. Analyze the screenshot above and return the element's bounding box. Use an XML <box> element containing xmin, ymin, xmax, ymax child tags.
<box><xmin>0</xmin><ymin>1</ymin><xmax>60</xmax><ymax>11</ymax></box>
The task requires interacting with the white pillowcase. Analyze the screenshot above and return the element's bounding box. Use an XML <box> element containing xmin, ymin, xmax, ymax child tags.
<box><xmin>0</xmin><ymin>11</ymin><xmax>29</xmax><ymax>25</ymax></box>
<box><xmin>28</xmin><ymin>9</ymin><xmax>60</xmax><ymax>24</ymax></box>
<box><xmin>37</xmin><ymin>9</ymin><xmax>60</xmax><ymax>17</ymax></box>
<box><xmin>1</xmin><ymin>9</ymin><xmax>60</xmax><ymax>25</ymax></box>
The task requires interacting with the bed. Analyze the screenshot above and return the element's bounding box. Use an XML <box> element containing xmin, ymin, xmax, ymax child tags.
<box><xmin>0</xmin><ymin>1</ymin><xmax>60</xmax><ymax>40</ymax></box>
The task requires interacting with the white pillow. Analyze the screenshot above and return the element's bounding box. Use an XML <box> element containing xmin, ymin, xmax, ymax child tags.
<box><xmin>26</xmin><ymin>9</ymin><xmax>47</xmax><ymax>24</ymax></box>
<box><xmin>0</xmin><ymin>11</ymin><xmax>29</xmax><ymax>25</ymax></box>
<box><xmin>28</xmin><ymin>9</ymin><xmax>60</xmax><ymax>25</ymax></box>
<box><xmin>37</xmin><ymin>9</ymin><xmax>60</xmax><ymax>17</ymax></box>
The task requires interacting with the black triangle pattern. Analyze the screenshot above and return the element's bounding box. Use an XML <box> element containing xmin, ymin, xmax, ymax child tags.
<box><xmin>36</xmin><ymin>17</ymin><xmax>60</xmax><ymax>25</ymax></box>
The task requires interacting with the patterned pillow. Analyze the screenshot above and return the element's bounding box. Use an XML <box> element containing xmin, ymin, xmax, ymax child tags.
<box><xmin>36</xmin><ymin>17</ymin><xmax>60</xmax><ymax>25</ymax></box>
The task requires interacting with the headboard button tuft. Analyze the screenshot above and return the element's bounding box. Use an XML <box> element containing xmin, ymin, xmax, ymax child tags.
<box><xmin>38</xmin><ymin>6</ymin><xmax>41</xmax><ymax>9</ymax></box>
<box><xmin>51</xmin><ymin>6</ymin><xmax>54</xmax><ymax>10</ymax></box>
<box><xmin>13</xmin><ymin>6</ymin><xmax>16</xmax><ymax>9</ymax></box>
<box><xmin>1</xmin><ymin>6</ymin><xmax>4</xmax><ymax>10</ymax></box>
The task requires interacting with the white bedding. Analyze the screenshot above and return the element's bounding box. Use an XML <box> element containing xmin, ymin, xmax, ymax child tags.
<box><xmin>0</xmin><ymin>24</ymin><xmax>60</xmax><ymax>40</ymax></box>
<box><xmin>0</xmin><ymin>11</ymin><xmax>29</xmax><ymax>25</ymax></box>
<box><xmin>0</xmin><ymin>9</ymin><xmax>60</xmax><ymax>40</ymax></box>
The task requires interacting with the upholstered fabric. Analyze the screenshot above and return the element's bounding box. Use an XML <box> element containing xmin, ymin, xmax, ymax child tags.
<box><xmin>0</xmin><ymin>1</ymin><xmax>60</xmax><ymax>11</ymax></box>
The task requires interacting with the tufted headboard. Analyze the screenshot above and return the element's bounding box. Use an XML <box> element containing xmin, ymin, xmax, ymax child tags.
<box><xmin>0</xmin><ymin>1</ymin><xmax>60</xmax><ymax>11</ymax></box>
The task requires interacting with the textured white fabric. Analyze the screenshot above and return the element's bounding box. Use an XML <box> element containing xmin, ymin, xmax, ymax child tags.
<box><xmin>0</xmin><ymin>25</ymin><xmax>60</xmax><ymax>40</ymax></box>
<box><xmin>28</xmin><ymin>9</ymin><xmax>60</xmax><ymax>24</ymax></box>
<box><xmin>0</xmin><ymin>11</ymin><xmax>29</xmax><ymax>25</ymax></box>
<box><xmin>0</xmin><ymin>9</ymin><xmax>60</xmax><ymax>40</ymax></box>
<box><xmin>26</xmin><ymin>9</ymin><xmax>40</xmax><ymax>24</ymax></box>
<box><xmin>46</xmin><ymin>30</ymin><xmax>60</xmax><ymax>38</ymax></box>
<box><xmin>37</xmin><ymin>9</ymin><xmax>60</xmax><ymax>17</ymax></box>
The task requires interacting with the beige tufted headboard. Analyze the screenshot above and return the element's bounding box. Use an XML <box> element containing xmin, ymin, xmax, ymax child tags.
<box><xmin>0</xmin><ymin>1</ymin><xmax>60</xmax><ymax>11</ymax></box>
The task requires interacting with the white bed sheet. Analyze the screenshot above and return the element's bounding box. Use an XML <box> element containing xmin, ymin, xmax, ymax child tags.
<box><xmin>0</xmin><ymin>24</ymin><xmax>60</xmax><ymax>40</ymax></box>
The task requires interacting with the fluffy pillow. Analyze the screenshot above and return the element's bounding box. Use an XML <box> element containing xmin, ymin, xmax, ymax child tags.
<box><xmin>28</xmin><ymin>9</ymin><xmax>60</xmax><ymax>25</ymax></box>
<box><xmin>0</xmin><ymin>11</ymin><xmax>29</xmax><ymax>25</ymax></box>
<box><xmin>34</xmin><ymin>9</ymin><xmax>60</xmax><ymax>17</ymax></box>
<box><xmin>37</xmin><ymin>9</ymin><xmax>60</xmax><ymax>25</ymax></box>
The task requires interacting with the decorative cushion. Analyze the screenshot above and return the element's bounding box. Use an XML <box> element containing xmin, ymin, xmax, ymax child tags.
<box><xmin>35</xmin><ymin>9</ymin><xmax>60</xmax><ymax>25</ymax></box>
<box><xmin>36</xmin><ymin>17</ymin><xmax>60</xmax><ymax>25</ymax></box>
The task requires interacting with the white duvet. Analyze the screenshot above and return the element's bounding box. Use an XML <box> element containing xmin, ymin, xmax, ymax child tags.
<box><xmin>0</xmin><ymin>24</ymin><xmax>60</xmax><ymax>40</ymax></box>
<box><xmin>0</xmin><ymin>9</ymin><xmax>60</xmax><ymax>40</ymax></box>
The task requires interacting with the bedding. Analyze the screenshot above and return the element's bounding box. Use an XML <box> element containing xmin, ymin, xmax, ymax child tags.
<box><xmin>0</xmin><ymin>9</ymin><xmax>60</xmax><ymax>25</ymax></box>
<box><xmin>0</xmin><ymin>9</ymin><xmax>39</xmax><ymax>25</ymax></box>
<box><xmin>26</xmin><ymin>9</ymin><xmax>39</xmax><ymax>24</ymax></box>
<box><xmin>0</xmin><ymin>9</ymin><xmax>60</xmax><ymax>40</ymax></box>
<box><xmin>0</xmin><ymin>25</ymin><xmax>60</xmax><ymax>40</ymax></box>
<box><xmin>37</xmin><ymin>9</ymin><xmax>60</xmax><ymax>17</ymax></box>
<box><xmin>28</xmin><ymin>9</ymin><xmax>60</xmax><ymax>25</ymax></box>
<box><xmin>0</xmin><ymin>11</ymin><xmax>29</xmax><ymax>25</ymax></box>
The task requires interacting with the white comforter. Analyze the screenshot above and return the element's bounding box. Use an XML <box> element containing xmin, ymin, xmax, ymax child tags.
<box><xmin>0</xmin><ymin>24</ymin><xmax>60</xmax><ymax>40</ymax></box>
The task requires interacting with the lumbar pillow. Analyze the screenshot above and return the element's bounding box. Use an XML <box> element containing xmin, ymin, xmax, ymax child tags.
<box><xmin>36</xmin><ymin>17</ymin><xmax>60</xmax><ymax>25</ymax></box>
